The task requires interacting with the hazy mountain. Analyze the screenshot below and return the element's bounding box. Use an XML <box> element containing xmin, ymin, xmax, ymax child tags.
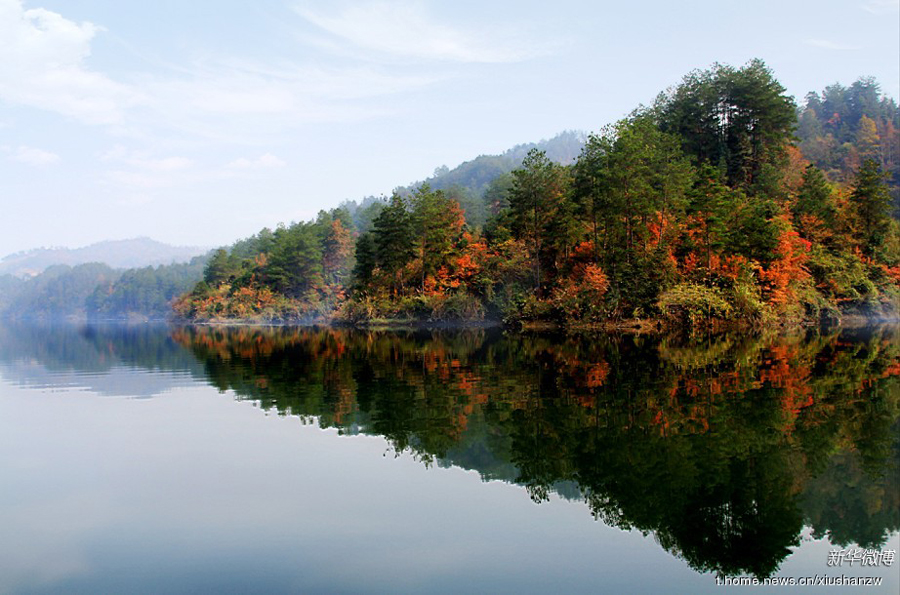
<box><xmin>341</xmin><ymin>130</ymin><xmax>586</xmax><ymax>230</ymax></box>
<box><xmin>412</xmin><ymin>130</ymin><xmax>585</xmax><ymax>195</ymax></box>
<box><xmin>0</xmin><ymin>237</ymin><xmax>210</xmax><ymax>278</ymax></box>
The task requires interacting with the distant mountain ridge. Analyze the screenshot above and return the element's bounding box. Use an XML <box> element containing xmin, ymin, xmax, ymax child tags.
<box><xmin>341</xmin><ymin>130</ymin><xmax>587</xmax><ymax>231</ymax></box>
<box><xmin>411</xmin><ymin>130</ymin><xmax>585</xmax><ymax>195</ymax></box>
<box><xmin>0</xmin><ymin>237</ymin><xmax>210</xmax><ymax>278</ymax></box>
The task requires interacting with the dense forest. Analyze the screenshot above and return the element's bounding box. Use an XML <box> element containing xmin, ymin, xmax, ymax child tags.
<box><xmin>179</xmin><ymin>62</ymin><xmax>900</xmax><ymax>326</ymax></box>
<box><xmin>176</xmin><ymin>61</ymin><xmax>900</xmax><ymax>327</ymax></box>
<box><xmin>796</xmin><ymin>77</ymin><xmax>900</xmax><ymax>209</ymax></box>
<box><xmin>87</xmin><ymin>255</ymin><xmax>209</xmax><ymax>320</ymax></box>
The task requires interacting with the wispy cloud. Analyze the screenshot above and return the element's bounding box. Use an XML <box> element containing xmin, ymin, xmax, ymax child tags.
<box><xmin>0</xmin><ymin>0</ymin><xmax>144</xmax><ymax>124</ymax></box>
<box><xmin>294</xmin><ymin>1</ymin><xmax>553</xmax><ymax>64</ymax></box>
<box><xmin>862</xmin><ymin>0</ymin><xmax>899</xmax><ymax>14</ymax></box>
<box><xmin>100</xmin><ymin>146</ymin><xmax>285</xmax><ymax>191</ymax></box>
<box><xmin>227</xmin><ymin>153</ymin><xmax>286</xmax><ymax>169</ymax></box>
<box><xmin>101</xmin><ymin>146</ymin><xmax>193</xmax><ymax>171</ymax></box>
<box><xmin>99</xmin><ymin>146</ymin><xmax>196</xmax><ymax>190</ymax></box>
<box><xmin>144</xmin><ymin>60</ymin><xmax>434</xmax><ymax>121</ymax></box>
<box><xmin>104</xmin><ymin>170</ymin><xmax>172</xmax><ymax>189</ymax></box>
<box><xmin>0</xmin><ymin>0</ymin><xmax>443</xmax><ymax>140</ymax></box>
<box><xmin>5</xmin><ymin>145</ymin><xmax>60</xmax><ymax>165</ymax></box>
<box><xmin>805</xmin><ymin>38</ymin><xmax>861</xmax><ymax>51</ymax></box>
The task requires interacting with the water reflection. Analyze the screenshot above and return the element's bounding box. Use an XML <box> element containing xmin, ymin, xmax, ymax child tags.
<box><xmin>1</xmin><ymin>322</ymin><xmax>898</xmax><ymax>580</ymax></box>
<box><xmin>0</xmin><ymin>322</ymin><xmax>204</xmax><ymax>396</ymax></box>
<box><xmin>168</xmin><ymin>325</ymin><xmax>900</xmax><ymax>579</ymax></box>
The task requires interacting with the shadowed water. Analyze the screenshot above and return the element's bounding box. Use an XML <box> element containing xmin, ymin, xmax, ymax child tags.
<box><xmin>1</xmin><ymin>322</ymin><xmax>898</xmax><ymax>593</ymax></box>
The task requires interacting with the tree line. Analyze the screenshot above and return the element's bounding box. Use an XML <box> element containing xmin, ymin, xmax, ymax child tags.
<box><xmin>0</xmin><ymin>256</ymin><xmax>209</xmax><ymax>321</ymax></box>
<box><xmin>177</xmin><ymin>60</ymin><xmax>900</xmax><ymax>327</ymax></box>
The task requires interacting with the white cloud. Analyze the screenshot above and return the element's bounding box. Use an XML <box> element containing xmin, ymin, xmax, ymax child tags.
<box><xmin>295</xmin><ymin>1</ymin><xmax>550</xmax><ymax>63</ymax></box>
<box><xmin>143</xmin><ymin>156</ymin><xmax>193</xmax><ymax>171</ymax></box>
<box><xmin>0</xmin><ymin>0</ymin><xmax>143</xmax><ymax>124</ymax></box>
<box><xmin>99</xmin><ymin>146</ymin><xmax>195</xmax><ymax>190</ymax></box>
<box><xmin>142</xmin><ymin>60</ymin><xmax>438</xmax><ymax>132</ymax></box>
<box><xmin>0</xmin><ymin>0</ymin><xmax>465</xmax><ymax>142</ymax></box>
<box><xmin>7</xmin><ymin>145</ymin><xmax>60</xmax><ymax>165</ymax></box>
<box><xmin>104</xmin><ymin>170</ymin><xmax>167</xmax><ymax>189</ymax></box>
<box><xmin>804</xmin><ymin>38</ymin><xmax>861</xmax><ymax>51</ymax></box>
<box><xmin>101</xmin><ymin>146</ymin><xmax>193</xmax><ymax>171</ymax></box>
<box><xmin>227</xmin><ymin>153</ymin><xmax>286</xmax><ymax>169</ymax></box>
<box><xmin>862</xmin><ymin>0</ymin><xmax>899</xmax><ymax>14</ymax></box>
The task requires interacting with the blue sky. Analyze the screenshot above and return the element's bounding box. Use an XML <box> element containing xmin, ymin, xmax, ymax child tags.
<box><xmin>1</xmin><ymin>0</ymin><xmax>898</xmax><ymax>256</ymax></box>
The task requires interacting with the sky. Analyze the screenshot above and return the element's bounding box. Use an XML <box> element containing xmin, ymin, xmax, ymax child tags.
<box><xmin>1</xmin><ymin>0</ymin><xmax>898</xmax><ymax>257</ymax></box>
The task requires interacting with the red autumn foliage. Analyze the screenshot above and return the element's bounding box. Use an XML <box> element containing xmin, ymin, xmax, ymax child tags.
<box><xmin>758</xmin><ymin>221</ymin><xmax>812</xmax><ymax>306</ymax></box>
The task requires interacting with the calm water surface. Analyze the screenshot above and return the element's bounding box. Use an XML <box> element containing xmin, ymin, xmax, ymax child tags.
<box><xmin>0</xmin><ymin>323</ymin><xmax>898</xmax><ymax>594</ymax></box>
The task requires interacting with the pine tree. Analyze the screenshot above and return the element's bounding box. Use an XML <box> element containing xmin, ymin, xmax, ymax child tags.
<box><xmin>658</xmin><ymin>59</ymin><xmax>796</xmax><ymax>192</ymax></box>
<box><xmin>352</xmin><ymin>232</ymin><xmax>377</xmax><ymax>293</ymax></box>
<box><xmin>508</xmin><ymin>149</ymin><xmax>568</xmax><ymax>292</ymax></box>
<box><xmin>850</xmin><ymin>159</ymin><xmax>891</xmax><ymax>255</ymax></box>
<box><xmin>373</xmin><ymin>193</ymin><xmax>415</xmax><ymax>294</ymax></box>
<box><xmin>794</xmin><ymin>165</ymin><xmax>836</xmax><ymax>227</ymax></box>
<box><xmin>410</xmin><ymin>184</ymin><xmax>465</xmax><ymax>291</ymax></box>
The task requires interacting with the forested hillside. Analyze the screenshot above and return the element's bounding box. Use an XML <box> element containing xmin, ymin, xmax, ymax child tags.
<box><xmin>339</xmin><ymin>131</ymin><xmax>585</xmax><ymax>232</ymax></box>
<box><xmin>796</xmin><ymin>77</ymin><xmax>900</xmax><ymax>211</ymax></box>
<box><xmin>87</xmin><ymin>256</ymin><xmax>209</xmax><ymax>320</ymax></box>
<box><xmin>0</xmin><ymin>256</ymin><xmax>209</xmax><ymax>321</ymax></box>
<box><xmin>176</xmin><ymin>60</ymin><xmax>900</xmax><ymax>328</ymax></box>
<box><xmin>0</xmin><ymin>264</ymin><xmax>121</xmax><ymax>320</ymax></box>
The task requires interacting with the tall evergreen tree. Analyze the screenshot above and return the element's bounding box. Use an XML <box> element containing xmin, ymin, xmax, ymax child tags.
<box><xmin>794</xmin><ymin>165</ymin><xmax>836</xmax><ymax>228</ymax></box>
<box><xmin>574</xmin><ymin>117</ymin><xmax>691</xmax><ymax>263</ymax></box>
<box><xmin>658</xmin><ymin>59</ymin><xmax>796</xmax><ymax>192</ymax></box>
<box><xmin>352</xmin><ymin>232</ymin><xmax>377</xmax><ymax>293</ymax></box>
<box><xmin>373</xmin><ymin>193</ymin><xmax>415</xmax><ymax>294</ymax></box>
<box><xmin>204</xmin><ymin>249</ymin><xmax>235</xmax><ymax>286</ymax></box>
<box><xmin>508</xmin><ymin>149</ymin><xmax>569</xmax><ymax>292</ymax></box>
<box><xmin>410</xmin><ymin>184</ymin><xmax>465</xmax><ymax>290</ymax></box>
<box><xmin>266</xmin><ymin>223</ymin><xmax>324</xmax><ymax>298</ymax></box>
<box><xmin>851</xmin><ymin>159</ymin><xmax>891</xmax><ymax>254</ymax></box>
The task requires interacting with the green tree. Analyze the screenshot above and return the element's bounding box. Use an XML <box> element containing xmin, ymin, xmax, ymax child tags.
<box><xmin>508</xmin><ymin>149</ymin><xmax>569</xmax><ymax>292</ymax></box>
<box><xmin>684</xmin><ymin>164</ymin><xmax>740</xmax><ymax>271</ymax></box>
<box><xmin>352</xmin><ymin>232</ymin><xmax>377</xmax><ymax>293</ymax></box>
<box><xmin>265</xmin><ymin>223</ymin><xmax>324</xmax><ymax>298</ymax></box>
<box><xmin>794</xmin><ymin>165</ymin><xmax>836</xmax><ymax>228</ymax></box>
<box><xmin>203</xmin><ymin>248</ymin><xmax>235</xmax><ymax>286</ymax></box>
<box><xmin>851</xmin><ymin>159</ymin><xmax>891</xmax><ymax>254</ymax></box>
<box><xmin>573</xmin><ymin>116</ymin><xmax>691</xmax><ymax>309</ymax></box>
<box><xmin>410</xmin><ymin>184</ymin><xmax>465</xmax><ymax>291</ymax></box>
<box><xmin>373</xmin><ymin>193</ymin><xmax>415</xmax><ymax>294</ymax></box>
<box><xmin>572</xmin><ymin>129</ymin><xmax>614</xmax><ymax>261</ymax></box>
<box><xmin>658</xmin><ymin>59</ymin><xmax>796</xmax><ymax>192</ymax></box>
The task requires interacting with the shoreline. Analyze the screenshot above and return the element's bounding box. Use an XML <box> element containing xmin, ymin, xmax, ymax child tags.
<box><xmin>166</xmin><ymin>314</ymin><xmax>900</xmax><ymax>333</ymax></box>
<box><xmin>4</xmin><ymin>312</ymin><xmax>898</xmax><ymax>333</ymax></box>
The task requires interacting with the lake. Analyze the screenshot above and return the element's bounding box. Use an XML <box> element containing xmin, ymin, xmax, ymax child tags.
<box><xmin>0</xmin><ymin>323</ymin><xmax>897</xmax><ymax>594</ymax></box>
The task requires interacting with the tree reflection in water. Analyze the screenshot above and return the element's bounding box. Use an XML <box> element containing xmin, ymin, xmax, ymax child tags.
<box><xmin>170</xmin><ymin>325</ymin><xmax>899</xmax><ymax>578</ymax></box>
